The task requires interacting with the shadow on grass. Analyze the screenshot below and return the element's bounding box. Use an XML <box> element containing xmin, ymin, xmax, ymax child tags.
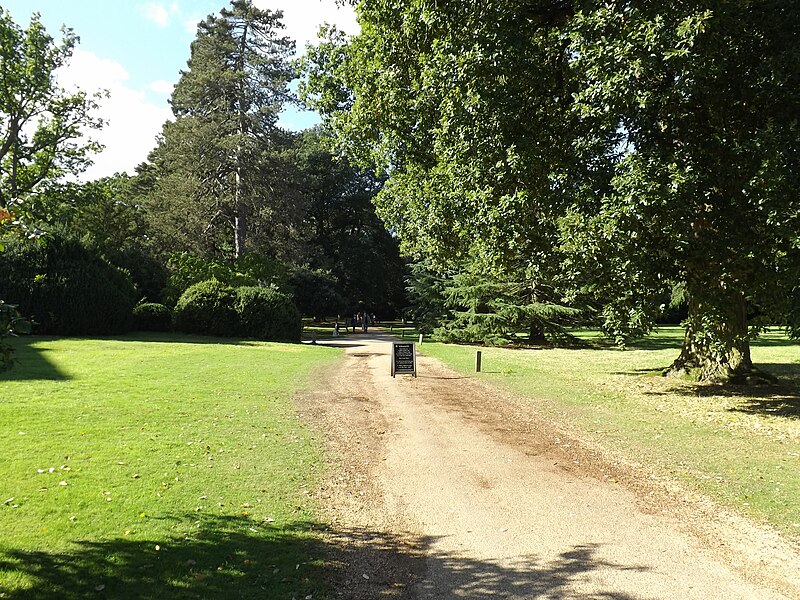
<box><xmin>1</xmin><ymin>338</ymin><xmax>70</xmax><ymax>382</ymax></box>
<box><xmin>0</xmin><ymin>515</ymin><xmax>649</xmax><ymax>600</ymax></box>
<box><xmin>641</xmin><ymin>365</ymin><xmax>800</xmax><ymax>419</ymax></box>
<box><xmin>1</xmin><ymin>332</ymin><xmax>314</xmax><ymax>382</ymax></box>
<box><xmin>0</xmin><ymin>515</ymin><xmax>323</xmax><ymax>600</ymax></box>
<box><xmin>109</xmin><ymin>332</ymin><xmax>301</xmax><ymax>347</ymax></box>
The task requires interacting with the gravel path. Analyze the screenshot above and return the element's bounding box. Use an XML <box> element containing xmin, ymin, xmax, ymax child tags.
<box><xmin>298</xmin><ymin>331</ymin><xmax>800</xmax><ymax>599</ymax></box>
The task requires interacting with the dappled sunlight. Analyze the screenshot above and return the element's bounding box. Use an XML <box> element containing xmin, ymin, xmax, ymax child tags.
<box><xmin>317</xmin><ymin>527</ymin><xmax>651</xmax><ymax>600</ymax></box>
<box><xmin>0</xmin><ymin>515</ymin><xmax>325</xmax><ymax>600</ymax></box>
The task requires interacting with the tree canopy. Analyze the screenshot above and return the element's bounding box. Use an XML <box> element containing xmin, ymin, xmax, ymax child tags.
<box><xmin>303</xmin><ymin>0</ymin><xmax>800</xmax><ymax>381</ymax></box>
<box><xmin>1</xmin><ymin>6</ymin><xmax>102</xmax><ymax>370</ymax></box>
<box><xmin>0</xmin><ymin>7</ymin><xmax>103</xmax><ymax>221</ymax></box>
<box><xmin>144</xmin><ymin>0</ymin><xmax>295</xmax><ymax>259</ymax></box>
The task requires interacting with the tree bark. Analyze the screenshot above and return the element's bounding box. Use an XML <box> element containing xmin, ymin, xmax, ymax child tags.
<box><xmin>666</xmin><ymin>283</ymin><xmax>753</xmax><ymax>382</ymax></box>
<box><xmin>233</xmin><ymin>18</ymin><xmax>249</xmax><ymax>260</ymax></box>
<box><xmin>528</xmin><ymin>323</ymin><xmax>547</xmax><ymax>345</ymax></box>
<box><xmin>234</xmin><ymin>173</ymin><xmax>246</xmax><ymax>258</ymax></box>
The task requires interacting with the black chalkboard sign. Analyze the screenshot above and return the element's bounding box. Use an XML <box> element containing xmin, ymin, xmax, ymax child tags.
<box><xmin>391</xmin><ymin>342</ymin><xmax>417</xmax><ymax>377</ymax></box>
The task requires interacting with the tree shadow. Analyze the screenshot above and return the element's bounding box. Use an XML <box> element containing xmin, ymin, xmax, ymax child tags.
<box><xmin>749</xmin><ymin>334</ymin><xmax>800</xmax><ymax>348</ymax></box>
<box><xmin>623</xmin><ymin>337</ymin><xmax>683</xmax><ymax>351</ymax></box>
<box><xmin>0</xmin><ymin>515</ymin><xmax>324</xmax><ymax>600</ymax></box>
<box><xmin>0</xmin><ymin>514</ymin><xmax>652</xmax><ymax>599</ymax></box>
<box><xmin>1</xmin><ymin>338</ymin><xmax>70</xmax><ymax>381</ymax></box>
<box><xmin>642</xmin><ymin>369</ymin><xmax>800</xmax><ymax>419</ymax></box>
<box><xmin>110</xmin><ymin>332</ymin><xmax>301</xmax><ymax>346</ymax></box>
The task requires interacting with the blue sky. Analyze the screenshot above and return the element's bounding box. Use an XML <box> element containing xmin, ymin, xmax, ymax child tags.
<box><xmin>2</xmin><ymin>1</ymin><xmax>358</xmax><ymax>179</ymax></box>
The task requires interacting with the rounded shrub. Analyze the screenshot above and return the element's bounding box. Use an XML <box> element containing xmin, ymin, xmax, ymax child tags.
<box><xmin>236</xmin><ymin>286</ymin><xmax>301</xmax><ymax>342</ymax></box>
<box><xmin>133</xmin><ymin>302</ymin><xmax>172</xmax><ymax>332</ymax></box>
<box><xmin>173</xmin><ymin>279</ymin><xmax>238</xmax><ymax>336</ymax></box>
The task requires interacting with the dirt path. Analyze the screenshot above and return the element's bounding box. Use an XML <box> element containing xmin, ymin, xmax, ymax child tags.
<box><xmin>298</xmin><ymin>331</ymin><xmax>800</xmax><ymax>599</ymax></box>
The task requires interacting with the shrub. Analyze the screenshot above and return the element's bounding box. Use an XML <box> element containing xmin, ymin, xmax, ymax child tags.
<box><xmin>106</xmin><ymin>244</ymin><xmax>169</xmax><ymax>304</ymax></box>
<box><xmin>133</xmin><ymin>302</ymin><xmax>172</xmax><ymax>332</ymax></box>
<box><xmin>173</xmin><ymin>279</ymin><xmax>238</xmax><ymax>336</ymax></box>
<box><xmin>0</xmin><ymin>234</ymin><xmax>136</xmax><ymax>335</ymax></box>
<box><xmin>236</xmin><ymin>286</ymin><xmax>301</xmax><ymax>342</ymax></box>
<box><xmin>1</xmin><ymin>300</ymin><xmax>31</xmax><ymax>372</ymax></box>
<box><xmin>163</xmin><ymin>253</ymin><xmax>290</xmax><ymax>306</ymax></box>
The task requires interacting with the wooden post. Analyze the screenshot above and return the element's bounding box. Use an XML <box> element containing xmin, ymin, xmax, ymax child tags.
<box><xmin>311</xmin><ymin>331</ymin><xmax>317</xmax><ymax>345</ymax></box>
<box><xmin>475</xmin><ymin>350</ymin><xmax>482</xmax><ymax>372</ymax></box>
<box><xmin>419</xmin><ymin>333</ymin><xmax>423</xmax><ymax>344</ymax></box>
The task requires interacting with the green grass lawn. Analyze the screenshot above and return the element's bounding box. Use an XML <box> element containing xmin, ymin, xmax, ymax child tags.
<box><xmin>418</xmin><ymin>327</ymin><xmax>800</xmax><ymax>540</ymax></box>
<box><xmin>0</xmin><ymin>334</ymin><xmax>340</xmax><ymax>599</ymax></box>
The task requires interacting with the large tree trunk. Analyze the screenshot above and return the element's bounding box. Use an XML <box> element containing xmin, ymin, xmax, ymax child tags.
<box><xmin>233</xmin><ymin>19</ymin><xmax>249</xmax><ymax>260</ymax></box>
<box><xmin>666</xmin><ymin>283</ymin><xmax>753</xmax><ymax>382</ymax></box>
<box><xmin>234</xmin><ymin>167</ymin><xmax>246</xmax><ymax>259</ymax></box>
<box><xmin>528</xmin><ymin>322</ymin><xmax>547</xmax><ymax>345</ymax></box>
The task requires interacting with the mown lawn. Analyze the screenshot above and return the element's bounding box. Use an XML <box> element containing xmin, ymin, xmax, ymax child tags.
<box><xmin>418</xmin><ymin>327</ymin><xmax>800</xmax><ymax>540</ymax></box>
<box><xmin>0</xmin><ymin>334</ymin><xmax>340</xmax><ymax>599</ymax></box>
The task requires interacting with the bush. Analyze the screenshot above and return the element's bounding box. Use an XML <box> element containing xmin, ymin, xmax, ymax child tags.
<box><xmin>236</xmin><ymin>286</ymin><xmax>301</xmax><ymax>342</ymax></box>
<box><xmin>133</xmin><ymin>302</ymin><xmax>172</xmax><ymax>332</ymax></box>
<box><xmin>1</xmin><ymin>300</ymin><xmax>31</xmax><ymax>373</ymax></box>
<box><xmin>164</xmin><ymin>254</ymin><xmax>256</xmax><ymax>306</ymax></box>
<box><xmin>173</xmin><ymin>279</ymin><xmax>238</xmax><ymax>336</ymax></box>
<box><xmin>0</xmin><ymin>234</ymin><xmax>136</xmax><ymax>335</ymax></box>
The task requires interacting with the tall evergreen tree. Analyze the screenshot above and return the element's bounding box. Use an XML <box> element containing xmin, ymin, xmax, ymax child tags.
<box><xmin>145</xmin><ymin>0</ymin><xmax>295</xmax><ymax>259</ymax></box>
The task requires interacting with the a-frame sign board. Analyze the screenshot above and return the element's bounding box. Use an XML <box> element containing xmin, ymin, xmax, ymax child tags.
<box><xmin>391</xmin><ymin>342</ymin><xmax>417</xmax><ymax>377</ymax></box>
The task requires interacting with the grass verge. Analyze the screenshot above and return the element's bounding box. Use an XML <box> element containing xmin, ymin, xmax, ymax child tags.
<box><xmin>0</xmin><ymin>333</ymin><xmax>340</xmax><ymax>599</ymax></box>
<box><xmin>418</xmin><ymin>327</ymin><xmax>800</xmax><ymax>541</ymax></box>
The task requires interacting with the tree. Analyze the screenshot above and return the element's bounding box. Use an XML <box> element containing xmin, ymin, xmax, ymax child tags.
<box><xmin>36</xmin><ymin>176</ymin><xmax>168</xmax><ymax>301</ymax></box>
<box><xmin>0</xmin><ymin>7</ymin><xmax>103</xmax><ymax>225</ymax></box>
<box><xmin>565</xmin><ymin>2</ymin><xmax>800</xmax><ymax>380</ymax></box>
<box><xmin>1</xmin><ymin>7</ymin><xmax>101</xmax><ymax>369</ymax></box>
<box><xmin>304</xmin><ymin>1</ymin><xmax>800</xmax><ymax>381</ymax></box>
<box><xmin>143</xmin><ymin>0</ymin><xmax>295</xmax><ymax>260</ymax></box>
<box><xmin>287</xmin><ymin>127</ymin><xmax>406</xmax><ymax>315</ymax></box>
<box><xmin>301</xmin><ymin>2</ymin><xmax>578</xmax><ymax>332</ymax></box>
<box><xmin>434</xmin><ymin>269</ymin><xmax>581</xmax><ymax>346</ymax></box>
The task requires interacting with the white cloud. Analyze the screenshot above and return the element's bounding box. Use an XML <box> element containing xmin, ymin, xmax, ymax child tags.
<box><xmin>183</xmin><ymin>14</ymin><xmax>202</xmax><ymax>34</ymax></box>
<box><xmin>140</xmin><ymin>2</ymin><xmax>171</xmax><ymax>27</ymax></box>
<box><xmin>46</xmin><ymin>1</ymin><xmax>359</xmax><ymax>180</ymax></box>
<box><xmin>57</xmin><ymin>49</ymin><xmax>172</xmax><ymax>179</ymax></box>
<box><xmin>148</xmin><ymin>79</ymin><xmax>175</xmax><ymax>96</ymax></box>
<box><xmin>253</xmin><ymin>0</ymin><xmax>359</xmax><ymax>52</ymax></box>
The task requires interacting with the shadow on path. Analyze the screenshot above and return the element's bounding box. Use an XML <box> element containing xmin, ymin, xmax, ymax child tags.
<box><xmin>0</xmin><ymin>515</ymin><xmax>650</xmax><ymax>600</ymax></box>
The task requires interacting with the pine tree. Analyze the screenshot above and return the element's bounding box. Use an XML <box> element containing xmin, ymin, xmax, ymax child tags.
<box><xmin>145</xmin><ymin>0</ymin><xmax>295</xmax><ymax>259</ymax></box>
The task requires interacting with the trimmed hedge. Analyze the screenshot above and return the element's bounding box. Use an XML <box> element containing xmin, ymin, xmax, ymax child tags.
<box><xmin>236</xmin><ymin>286</ymin><xmax>301</xmax><ymax>342</ymax></box>
<box><xmin>173</xmin><ymin>279</ymin><xmax>238</xmax><ymax>336</ymax></box>
<box><xmin>133</xmin><ymin>302</ymin><xmax>172</xmax><ymax>332</ymax></box>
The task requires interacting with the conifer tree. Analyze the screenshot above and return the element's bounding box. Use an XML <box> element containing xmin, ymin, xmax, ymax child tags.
<box><xmin>146</xmin><ymin>0</ymin><xmax>295</xmax><ymax>259</ymax></box>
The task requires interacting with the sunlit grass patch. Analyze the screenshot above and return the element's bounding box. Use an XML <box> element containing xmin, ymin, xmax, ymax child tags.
<box><xmin>0</xmin><ymin>333</ymin><xmax>340</xmax><ymax>598</ymax></box>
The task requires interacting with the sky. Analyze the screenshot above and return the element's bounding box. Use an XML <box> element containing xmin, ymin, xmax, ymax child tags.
<box><xmin>1</xmin><ymin>0</ymin><xmax>359</xmax><ymax>180</ymax></box>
